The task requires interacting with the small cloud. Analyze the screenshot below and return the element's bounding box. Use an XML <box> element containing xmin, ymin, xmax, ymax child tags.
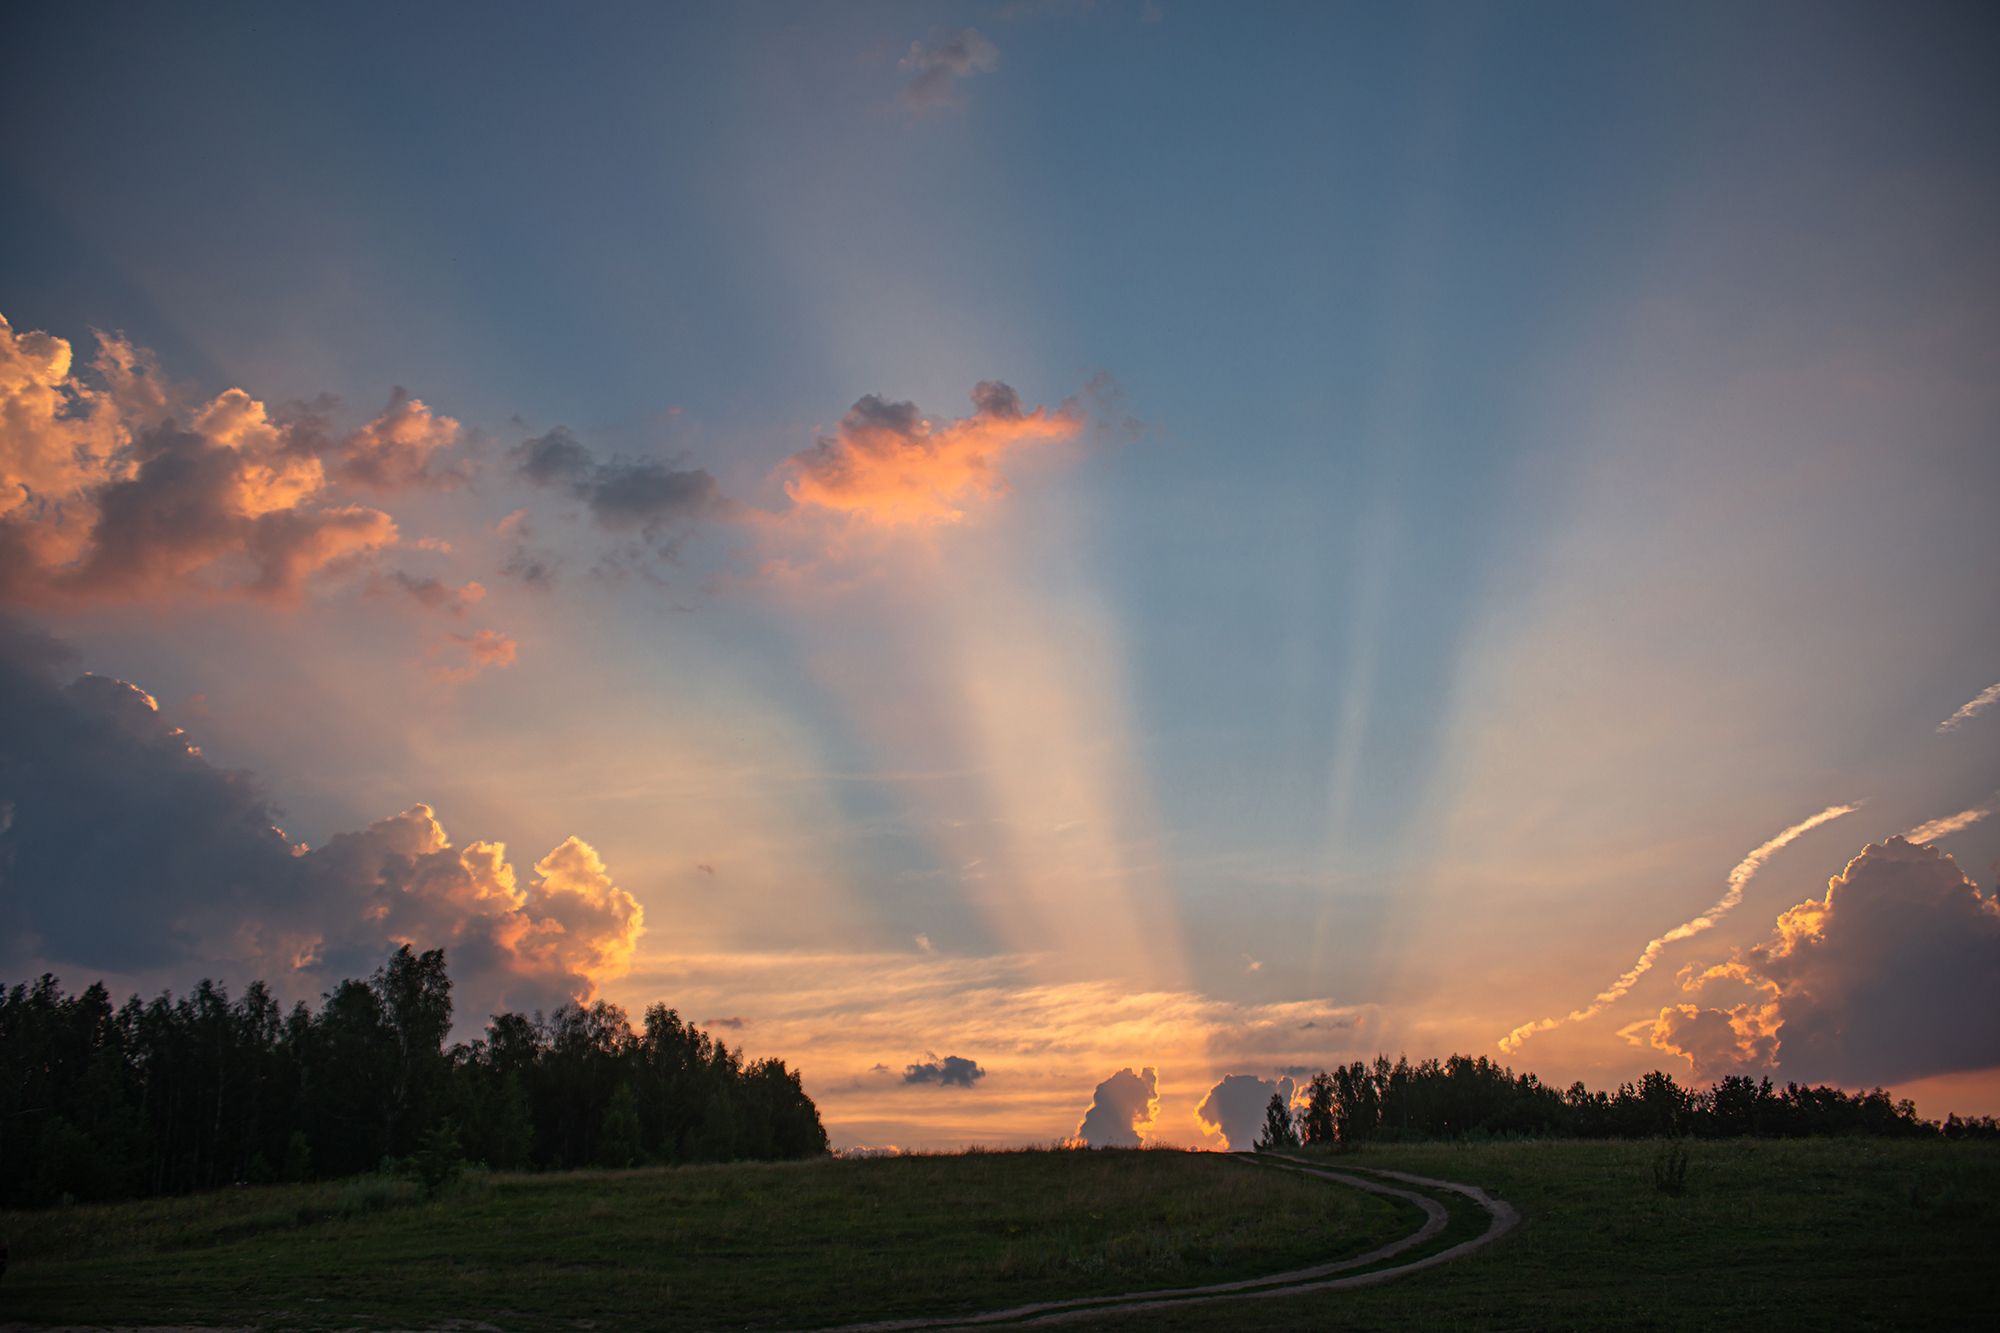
<box><xmin>432</xmin><ymin>628</ymin><xmax>518</xmax><ymax>683</ymax></box>
<box><xmin>899</xmin><ymin>28</ymin><xmax>999</xmax><ymax>113</ymax></box>
<box><xmin>1243</xmin><ymin>954</ymin><xmax>1264</xmax><ymax>973</ymax></box>
<box><xmin>1938</xmin><ymin>680</ymin><xmax>2000</xmax><ymax>733</ymax></box>
<box><xmin>1075</xmin><ymin>1066</ymin><xmax>1158</xmax><ymax>1147</ymax></box>
<box><xmin>513</xmin><ymin>426</ymin><xmax>719</xmax><ymax>545</ymax></box>
<box><xmin>1906</xmin><ymin>802</ymin><xmax>1993</xmax><ymax>845</ymax></box>
<box><xmin>696</xmin><ymin>862</ymin><xmax>716</xmax><ymax>877</ymax></box>
<box><xmin>703</xmin><ymin>1016</ymin><xmax>746</xmax><ymax>1030</ymax></box>
<box><xmin>914</xmin><ymin>932</ymin><xmax>935</xmax><ymax>953</ymax></box>
<box><xmin>1195</xmin><ymin>1073</ymin><xmax>1295</xmax><ymax>1151</ymax></box>
<box><xmin>902</xmin><ymin>1053</ymin><xmax>987</xmax><ymax>1088</ymax></box>
<box><xmin>782</xmin><ymin>381</ymin><xmax>1081</xmax><ymax>526</ymax></box>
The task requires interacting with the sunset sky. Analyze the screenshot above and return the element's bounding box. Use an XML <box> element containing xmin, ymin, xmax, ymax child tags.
<box><xmin>4</xmin><ymin>1</ymin><xmax>1997</xmax><ymax>1150</ymax></box>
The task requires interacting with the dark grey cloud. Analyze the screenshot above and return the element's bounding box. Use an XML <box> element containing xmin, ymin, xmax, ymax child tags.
<box><xmin>902</xmin><ymin>1054</ymin><xmax>986</xmax><ymax>1088</ymax></box>
<box><xmin>512</xmin><ymin>427</ymin><xmax>718</xmax><ymax>543</ymax></box>
<box><xmin>704</xmin><ymin>1015</ymin><xmax>746</xmax><ymax>1030</ymax></box>
<box><xmin>1195</xmin><ymin>1073</ymin><xmax>1295</xmax><ymax>1151</ymax></box>
<box><xmin>0</xmin><ymin>617</ymin><xmax>638</xmax><ymax>1024</ymax></box>
<box><xmin>1075</xmin><ymin>1066</ymin><xmax>1156</xmax><ymax>1146</ymax></box>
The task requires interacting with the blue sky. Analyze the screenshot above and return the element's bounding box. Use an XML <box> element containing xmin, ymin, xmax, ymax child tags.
<box><xmin>4</xmin><ymin>1</ymin><xmax>1998</xmax><ymax>1146</ymax></box>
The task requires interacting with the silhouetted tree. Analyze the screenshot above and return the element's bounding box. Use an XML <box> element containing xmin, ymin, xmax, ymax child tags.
<box><xmin>1254</xmin><ymin>1090</ymin><xmax>1299</xmax><ymax>1151</ymax></box>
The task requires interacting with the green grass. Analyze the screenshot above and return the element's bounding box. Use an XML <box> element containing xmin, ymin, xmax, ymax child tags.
<box><xmin>1084</xmin><ymin>1138</ymin><xmax>2000</xmax><ymax>1331</ymax></box>
<box><xmin>0</xmin><ymin>1147</ymin><xmax>1408</xmax><ymax>1330</ymax></box>
<box><xmin>6</xmin><ymin>1139</ymin><xmax>1994</xmax><ymax>1331</ymax></box>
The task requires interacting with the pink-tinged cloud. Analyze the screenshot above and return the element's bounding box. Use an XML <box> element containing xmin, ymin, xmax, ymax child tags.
<box><xmin>1076</xmin><ymin>1066</ymin><xmax>1159</xmax><ymax>1147</ymax></box>
<box><xmin>330</xmin><ymin>389</ymin><xmax>465</xmax><ymax>491</ymax></box>
<box><xmin>432</xmin><ymin>627</ymin><xmax>519</xmax><ymax>682</ymax></box>
<box><xmin>1649</xmin><ymin>838</ymin><xmax>2000</xmax><ymax>1085</ymax></box>
<box><xmin>1499</xmin><ymin>802</ymin><xmax>1859</xmax><ymax>1054</ymax></box>
<box><xmin>0</xmin><ymin>312</ymin><xmax>429</xmax><ymax>606</ymax></box>
<box><xmin>782</xmin><ymin>381</ymin><xmax>1082</xmax><ymax>526</ymax></box>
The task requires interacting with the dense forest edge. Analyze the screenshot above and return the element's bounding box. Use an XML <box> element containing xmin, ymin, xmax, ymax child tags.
<box><xmin>7</xmin><ymin>949</ymin><xmax>1998</xmax><ymax>1210</ymax></box>
<box><xmin>2</xmin><ymin>947</ymin><xmax>827</xmax><ymax>1208</ymax></box>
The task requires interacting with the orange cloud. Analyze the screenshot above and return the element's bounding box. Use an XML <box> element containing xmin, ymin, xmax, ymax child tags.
<box><xmin>432</xmin><ymin>627</ymin><xmax>519</xmax><ymax>682</ymax></box>
<box><xmin>332</xmin><ymin>389</ymin><xmax>464</xmax><ymax>491</ymax></box>
<box><xmin>1645</xmin><ymin>837</ymin><xmax>2000</xmax><ymax>1085</ymax></box>
<box><xmin>0</xmin><ymin>311</ymin><xmax>419</xmax><ymax>606</ymax></box>
<box><xmin>1499</xmin><ymin>802</ymin><xmax>1857</xmax><ymax>1054</ymax></box>
<box><xmin>782</xmin><ymin>381</ymin><xmax>1081</xmax><ymax>526</ymax></box>
<box><xmin>302</xmin><ymin>804</ymin><xmax>643</xmax><ymax>1008</ymax></box>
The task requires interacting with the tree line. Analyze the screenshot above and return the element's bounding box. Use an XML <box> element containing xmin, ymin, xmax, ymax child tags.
<box><xmin>1</xmin><ymin>946</ymin><xmax>827</xmax><ymax>1207</ymax></box>
<box><xmin>1256</xmin><ymin>1053</ymin><xmax>2000</xmax><ymax>1150</ymax></box>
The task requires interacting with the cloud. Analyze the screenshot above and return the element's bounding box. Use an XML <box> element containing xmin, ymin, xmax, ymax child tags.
<box><xmin>781</xmin><ymin>382</ymin><xmax>1081</xmax><ymax>526</ymax></box>
<box><xmin>1075</xmin><ymin>1066</ymin><xmax>1158</xmax><ymax>1146</ymax></box>
<box><xmin>0</xmin><ymin>312</ymin><xmax>430</xmax><ymax>607</ymax></box>
<box><xmin>703</xmin><ymin>1015</ymin><xmax>745</xmax><ymax>1029</ymax></box>
<box><xmin>1938</xmin><ymin>681</ymin><xmax>2000</xmax><ymax>733</ymax></box>
<box><xmin>328</xmin><ymin>389</ymin><xmax>465</xmax><ymax>491</ymax></box>
<box><xmin>899</xmin><ymin>28</ymin><xmax>999</xmax><ymax>112</ymax></box>
<box><xmin>430</xmin><ymin>627</ymin><xmax>519</xmax><ymax>683</ymax></box>
<box><xmin>1648</xmin><ymin>838</ymin><xmax>2000</xmax><ymax>1085</ymax></box>
<box><xmin>513</xmin><ymin>426</ymin><xmax>718</xmax><ymax>542</ymax></box>
<box><xmin>1906</xmin><ymin>803</ymin><xmax>1993</xmax><ymax>845</ymax></box>
<box><xmin>0</xmin><ymin>616</ymin><xmax>639</xmax><ymax>1021</ymax></box>
<box><xmin>373</xmin><ymin>570</ymin><xmax>486</xmax><ymax>617</ymax></box>
<box><xmin>1499</xmin><ymin>802</ymin><xmax>1859</xmax><ymax>1053</ymax></box>
<box><xmin>1194</xmin><ymin>1073</ymin><xmax>1295</xmax><ymax>1151</ymax></box>
<box><xmin>902</xmin><ymin>1053</ymin><xmax>988</xmax><ymax>1088</ymax></box>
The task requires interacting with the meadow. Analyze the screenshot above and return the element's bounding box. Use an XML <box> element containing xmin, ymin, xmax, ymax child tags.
<box><xmin>1</xmin><ymin>1138</ymin><xmax>1994</xmax><ymax>1330</ymax></box>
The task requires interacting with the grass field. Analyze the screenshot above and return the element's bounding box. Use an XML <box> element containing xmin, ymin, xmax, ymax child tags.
<box><xmin>2</xmin><ymin>1138</ymin><xmax>1995</xmax><ymax>1330</ymax></box>
<box><xmin>0</xmin><ymin>1147</ymin><xmax>1406</xmax><ymax>1330</ymax></box>
<box><xmin>1115</xmin><ymin>1138</ymin><xmax>2000</xmax><ymax>1331</ymax></box>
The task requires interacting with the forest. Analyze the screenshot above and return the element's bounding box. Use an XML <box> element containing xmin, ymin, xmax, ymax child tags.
<box><xmin>1281</xmin><ymin>1054</ymin><xmax>2000</xmax><ymax>1147</ymax></box>
<box><xmin>1</xmin><ymin>947</ymin><xmax>827</xmax><ymax>1207</ymax></box>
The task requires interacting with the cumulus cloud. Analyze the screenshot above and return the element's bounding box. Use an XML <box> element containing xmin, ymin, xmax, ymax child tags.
<box><xmin>1937</xmin><ymin>681</ymin><xmax>2000</xmax><ymax>733</ymax></box>
<box><xmin>0</xmin><ymin>312</ymin><xmax>477</xmax><ymax>607</ymax></box>
<box><xmin>1500</xmin><ymin>802</ymin><xmax>1858</xmax><ymax>1053</ymax></box>
<box><xmin>513</xmin><ymin>426</ymin><xmax>718</xmax><ymax>543</ymax></box>
<box><xmin>899</xmin><ymin>28</ymin><xmax>999</xmax><ymax>112</ymax></box>
<box><xmin>0</xmin><ymin>616</ymin><xmax>639</xmax><ymax>1020</ymax></box>
<box><xmin>1194</xmin><ymin>1073</ymin><xmax>1296</xmax><ymax>1151</ymax></box>
<box><xmin>1647</xmin><ymin>838</ymin><xmax>2000</xmax><ymax>1085</ymax></box>
<box><xmin>1075</xmin><ymin>1066</ymin><xmax>1158</xmax><ymax>1146</ymax></box>
<box><xmin>328</xmin><ymin>389</ymin><xmax>465</xmax><ymax>491</ymax></box>
<box><xmin>782</xmin><ymin>381</ymin><xmax>1081</xmax><ymax>526</ymax></box>
<box><xmin>902</xmin><ymin>1054</ymin><xmax>987</xmax><ymax>1088</ymax></box>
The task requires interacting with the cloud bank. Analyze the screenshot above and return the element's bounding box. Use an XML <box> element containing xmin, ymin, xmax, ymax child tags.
<box><xmin>0</xmin><ymin>617</ymin><xmax>639</xmax><ymax>1020</ymax></box>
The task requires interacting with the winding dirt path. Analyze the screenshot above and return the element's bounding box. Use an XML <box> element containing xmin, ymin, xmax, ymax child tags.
<box><xmin>806</xmin><ymin>1152</ymin><xmax>1520</xmax><ymax>1332</ymax></box>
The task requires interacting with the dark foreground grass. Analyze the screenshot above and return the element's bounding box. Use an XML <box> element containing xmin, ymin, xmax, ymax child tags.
<box><xmin>1082</xmin><ymin>1138</ymin><xmax>2000</xmax><ymax>1332</ymax></box>
<box><xmin>0</xmin><ymin>1147</ymin><xmax>1406</xmax><ymax>1330</ymax></box>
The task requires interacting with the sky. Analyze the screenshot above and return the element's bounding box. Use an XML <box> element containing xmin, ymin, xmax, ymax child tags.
<box><xmin>3</xmin><ymin>0</ymin><xmax>1998</xmax><ymax>1150</ymax></box>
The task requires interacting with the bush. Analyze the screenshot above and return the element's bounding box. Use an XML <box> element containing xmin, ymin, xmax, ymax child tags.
<box><xmin>1651</xmin><ymin>1139</ymin><xmax>1690</xmax><ymax>1196</ymax></box>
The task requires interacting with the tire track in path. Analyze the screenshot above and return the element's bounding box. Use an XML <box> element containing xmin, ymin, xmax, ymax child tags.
<box><xmin>806</xmin><ymin>1153</ymin><xmax>1520</xmax><ymax>1332</ymax></box>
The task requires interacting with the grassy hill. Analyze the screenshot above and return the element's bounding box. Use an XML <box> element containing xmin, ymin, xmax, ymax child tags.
<box><xmin>2</xmin><ymin>1138</ymin><xmax>1995</xmax><ymax>1330</ymax></box>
